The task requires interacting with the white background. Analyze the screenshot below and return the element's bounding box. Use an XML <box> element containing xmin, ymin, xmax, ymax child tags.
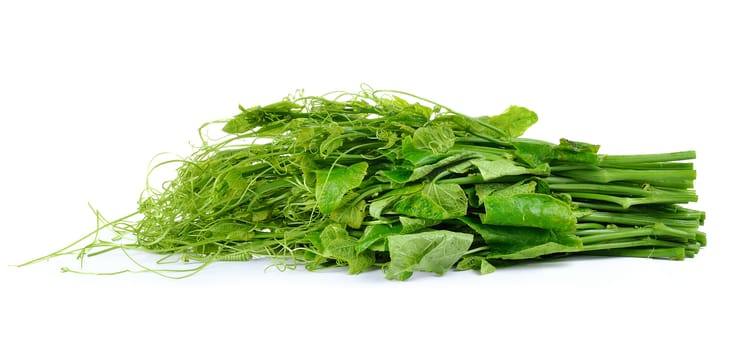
<box><xmin>2</xmin><ymin>1</ymin><xmax>752</xmax><ymax>349</ymax></box>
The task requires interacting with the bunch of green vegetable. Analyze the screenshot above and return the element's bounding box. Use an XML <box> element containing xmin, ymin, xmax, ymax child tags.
<box><xmin>23</xmin><ymin>87</ymin><xmax>705</xmax><ymax>280</ymax></box>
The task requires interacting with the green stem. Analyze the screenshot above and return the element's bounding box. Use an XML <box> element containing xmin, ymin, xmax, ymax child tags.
<box><xmin>580</xmin><ymin>247</ymin><xmax>687</xmax><ymax>260</ymax></box>
<box><xmin>577</xmin><ymin>224</ymin><xmax>696</xmax><ymax>244</ymax></box>
<box><xmin>576</xmin><ymin>223</ymin><xmax>605</xmax><ymax>229</ymax></box>
<box><xmin>352</xmin><ymin>184</ymin><xmax>395</xmax><ymax>204</ymax></box>
<box><xmin>17</xmin><ymin>211</ymin><xmax>140</xmax><ymax>267</ymax></box>
<box><xmin>464</xmin><ymin>246</ymin><xmax>490</xmax><ymax>256</ymax></box>
<box><xmin>573</xmin><ymin>201</ymin><xmax>705</xmax><ymax>221</ymax></box>
<box><xmin>567</xmin><ymin>192</ymin><xmax>633</xmax><ymax>208</ymax></box>
<box><xmin>549</xmin><ymin>183</ymin><xmax>649</xmax><ymax>196</ymax></box>
<box><xmin>555</xmin><ymin>168</ymin><xmax>696</xmax><ymax>188</ymax></box>
<box><xmin>569</xmin><ymin>192</ymin><xmax>697</xmax><ymax>208</ymax></box>
<box><xmin>578</xmin><ymin>211</ymin><xmax>700</xmax><ymax>229</ymax></box>
<box><xmin>450</xmin><ymin>144</ymin><xmax>512</xmax><ymax>160</ymax></box>
<box><xmin>579</xmin><ymin>238</ymin><xmax>685</xmax><ymax>251</ymax></box>
<box><xmin>549</xmin><ymin>183</ymin><xmax>698</xmax><ymax>207</ymax></box>
<box><xmin>599</xmin><ymin>151</ymin><xmax>696</xmax><ymax>165</ymax></box>
<box><xmin>437</xmin><ymin>174</ymin><xmax>486</xmax><ymax>185</ymax></box>
<box><xmin>599</xmin><ymin>162</ymin><xmax>695</xmax><ymax>170</ymax></box>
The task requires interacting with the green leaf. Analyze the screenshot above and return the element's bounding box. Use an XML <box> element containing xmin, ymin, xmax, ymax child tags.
<box><xmin>400</xmin><ymin>136</ymin><xmax>448</xmax><ymax>166</ymax></box>
<box><xmin>223</xmin><ymin>100</ymin><xmax>302</xmax><ymax>134</ymax></box>
<box><xmin>251</xmin><ymin>209</ymin><xmax>272</xmax><ymax>222</ymax></box>
<box><xmin>480</xmin><ymin>193</ymin><xmax>576</xmax><ymax>232</ymax></box>
<box><xmin>432</xmin><ymin>114</ymin><xmax>510</xmax><ymax>141</ymax></box>
<box><xmin>385</xmin><ymin>230</ymin><xmax>474</xmax><ymax>280</ymax></box>
<box><xmin>412</xmin><ymin>125</ymin><xmax>456</xmax><ymax>154</ymax></box>
<box><xmin>326</xmin><ymin>239</ymin><xmax>375</xmax><ymax>274</ymax></box>
<box><xmin>456</xmin><ymin>256</ymin><xmax>496</xmax><ymax>275</ymax></box>
<box><xmin>348</xmin><ymin>253</ymin><xmax>376</xmax><ymax>274</ymax></box>
<box><xmin>315</xmin><ymin>162</ymin><xmax>369</xmax><ymax>214</ymax></box>
<box><xmin>475</xmin><ymin>181</ymin><xmax>537</xmax><ymax>205</ymax></box>
<box><xmin>398</xmin><ymin>216</ymin><xmax>440</xmax><ymax>233</ymax></box>
<box><xmin>480</xmin><ymin>259</ymin><xmax>496</xmax><ymax>274</ymax></box>
<box><xmin>320</xmin><ymin>224</ymin><xmax>375</xmax><ymax>274</ymax></box>
<box><xmin>475</xmin><ymin>183</ymin><xmax>510</xmax><ymax>205</ymax></box>
<box><xmin>206</xmin><ymin>221</ymin><xmax>254</xmax><ymax>241</ymax></box>
<box><xmin>393</xmin><ymin>182</ymin><xmax>468</xmax><ymax>220</ymax></box>
<box><xmin>470</xmin><ymin>158</ymin><xmax>549</xmax><ymax>181</ymax></box>
<box><xmin>356</xmin><ymin>217</ymin><xmax>440</xmax><ymax>253</ymax></box>
<box><xmin>465</xmin><ymin>186</ymin><xmax>480</xmax><ymax>208</ymax></box>
<box><xmin>556</xmin><ymin>138</ymin><xmax>600</xmax><ymax>153</ymax></box>
<box><xmin>320</xmin><ymin>224</ymin><xmax>348</xmax><ymax>245</ymax></box>
<box><xmin>512</xmin><ymin>138</ymin><xmax>555</xmax><ymax>167</ymax></box>
<box><xmin>378</xmin><ymin>95</ymin><xmax>433</xmax><ymax>123</ymax></box>
<box><xmin>261</xmin><ymin>100</ymin><xmax>303</xmax><ymax>114</ymax></box>
<box><xmin>446</xmin><ymin>159</ymin><xmax>475</xmax><ymax>175</ymax></box>
<box><xmin>551</xmin><ymin>139</ymin><xmax>601</xmax><ymax>164</ymax></box>
<box><xmin>375</xmin><ymin>168</ymin><xmax>413</xmax><ymax>184</ymax></box>
<box><xmin>488</xmin><ymin>105</ymin><xmax>538</xmax><ymax>138</ymax></box>
<box><xmin>512</xmin><ymin>138</ymin><xmax>601</xmax><ymax>166</ymax></box>
<box><xmin>368</xmin><ymin>185</ymin><xmax>422</xmax><ymax>219</ymax></box>
<box><xmin>376</xmin><ymin>129</ymin><xmax>399</xmax><ymax>149</ymax></box>
<box><xmin>330</xmin><ymin>196</ymin><xmax>366</xmax><ymax>229</ymax></box>
<box><xmin>399</xmin><ymin>152</ymin><xmax>476</xmax><ymax>183</ymax></box>
<box><xmin>368</xmin><ymin>196</ymin><xmax>400</xmax><ymax>219</ymax></box>
<box><xmin>306</xmin><ymin>230</ymin><xmax>324</xmax><ymax>252</ymax></box>
<box><xmin>222</xmin><ymin>114</ymin><xmax>253</xmax><ymax>134</ymax></box>
<box><xmin>459</xmin><ymin>217</ymin><xmax>582</xmax><ymax>259</ymax></box>
<box><xmin>319</xmin><ymin>124</ymin><xmax>345</xmax><ymax>157</ymax></box>
<box><xmin>356</xmin><ymin>223</ymin><xmax>402</xmax><ymax>253</ymax></box>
